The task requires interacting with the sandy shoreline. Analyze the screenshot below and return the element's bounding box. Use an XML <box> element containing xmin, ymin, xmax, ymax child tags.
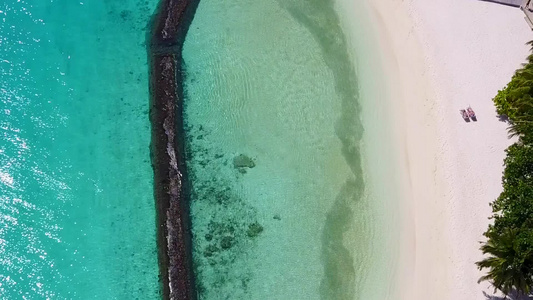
<box><xmin>338</xmin><ymin>0</ymin><xmax>532</xmax><ymax>298</ymax></box>
<box><xmin>405</xmin><ymin>2</ymin><xmax>531</xmax><ymax>298</ymax></box>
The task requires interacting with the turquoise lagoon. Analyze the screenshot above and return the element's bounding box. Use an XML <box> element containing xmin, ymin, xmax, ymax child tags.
<box><xmin>183</xmin><ymin>0</ymin><xmax>386</xmax><ymax>299</ymax></box>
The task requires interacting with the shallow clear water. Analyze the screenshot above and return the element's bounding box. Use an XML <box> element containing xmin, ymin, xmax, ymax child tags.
<box><xmin>183</xmin><ymin>1</ymin><xmax>373</xmax><ymax>299</ymax></box>
<box><xmin>0</xmin><ymin>1</ymin><xmax>160</xmax><ymax>298</ymax></box>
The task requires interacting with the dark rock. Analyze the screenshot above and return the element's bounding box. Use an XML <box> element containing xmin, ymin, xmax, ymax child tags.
<box><xmin>233</xmin><ymin>154</ymin><xmax>255</xmax><ymax>169</ymax></box>
<box><xmin>238</xmin><ymin>168</ymin><xmax>247</xmax><ymax>174</ymax></box>
<box><xmin>220</xmin><ymin>236</ymin><xmax>233</xmax><ymax>250</ymax></box>
<box><xmin>204</xmin><ymin>244</ymin><xmax>218</xmax><ymax>257</ymax></box>
<box><xmin>273</xmin><ymin>214</ymin><xmax>281</xmax><ymax>220</ymax></box>
<box><xmin>247</xmin><ymin>222</ymin><xmax>263</xmax><ymax>238</ymax></box>
<box><xmin>120</xmin><ymin>10</ymin><xmax>132</xmax><ymax>20</ymax></box>
<box><xmin>204</xmin><ymin>233</ymin><xmax>213</xmax><ymax>241</ymax></box>
<box><xmin>227</xmin><ymin>226</ymin><xmax>235</xmax><ymax>234</ymax></box>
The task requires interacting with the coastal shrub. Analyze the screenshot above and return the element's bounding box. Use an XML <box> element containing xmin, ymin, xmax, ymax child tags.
<box><xmin>489</xmin><ymin>144</ymin><xmax>533</xmax><ymax>234</ymax></box>
<box><xmin>493</xmin><ymin>42</ymin><xmax>533</xmax><ymax>139</ymax></box>
<box><xmin>493</xmin><ymin>78</ymin><xmax>521</xmax><ymax>119</ymax></box>
<box><xmin>479</xmin><ymin>41</ymin><xmax>533</xmax><ymax>296</ymax></box>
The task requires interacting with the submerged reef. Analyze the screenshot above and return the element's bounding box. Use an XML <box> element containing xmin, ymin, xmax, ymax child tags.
<box><xmin>183</xmin><ymin>123</ymin><xmax>264</xmax><ymax>299</ymax></box>
<box><xmin>148</xmin><ymin>0</ymin><xmax>200</xmax><ymax>299</ymax></box>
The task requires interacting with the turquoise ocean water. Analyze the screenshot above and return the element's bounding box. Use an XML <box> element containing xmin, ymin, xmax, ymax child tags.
<box><xmin>183</xmin><ymin>0</ymin><xmax>375</xmax><ymax>299</ymax></box>
<box><xmin>2</xmin><ymin>0</ymin><xmax>389</xmax><ymax>299</ymax></box>
<box><xmin>0</xmin><ymin>1</ymin><xmax>160</xmax><ymax>298</ymax></box>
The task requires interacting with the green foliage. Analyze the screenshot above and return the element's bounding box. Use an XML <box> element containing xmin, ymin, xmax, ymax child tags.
<box><xmin>477</xmin><ymin>229</ymin><xmax>533</xmax><ymax>296</ymax></box>
<box><xmin>494</xmin><ymin>78</ymin><xmax>521</xmax><ymax>119</ymax></box>
<box><xmin>479</xmin><ymin>41</ymin><xmax>533</xmax><ymax>296</ymax></box>
<box><xmin>493</xmin><ymin>42</ymin><xmax>533</xmax><ymax>139</ymax></box>
<box><xmin>489</xmin><ymin>144</ymin><xmax>533</xmax><ymax>234</ymax></box>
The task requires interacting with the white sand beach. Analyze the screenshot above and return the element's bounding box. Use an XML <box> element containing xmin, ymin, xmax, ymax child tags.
<box><xmin>338</xmin><ymin>0</ymin><xmax>532</xmax><ymax>298</ymax></box>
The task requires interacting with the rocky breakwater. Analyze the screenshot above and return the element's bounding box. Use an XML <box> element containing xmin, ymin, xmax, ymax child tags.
<box><xmin>148</xmin><ymin>0</ymin><xmax>200</xmax><ymax>299</ymax></box>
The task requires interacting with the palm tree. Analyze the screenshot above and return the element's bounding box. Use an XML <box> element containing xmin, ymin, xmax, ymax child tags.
<box><xmin>507</xmin><ymin>119</ymin><xmax>533</xmax><ymax>140</ymax></box>
<box><xmin>477</xmin><ymin>229</ymin><xmax>533</xmax><ymax>298</ymax></box>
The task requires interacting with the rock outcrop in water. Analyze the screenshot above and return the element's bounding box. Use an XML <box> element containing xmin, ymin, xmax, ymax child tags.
<box><xmin>232</xmin><ymin>154</ymin><xmax>256</xmax><ymax>169</ymax></box>
<box><xmin>148</xmin><ymin>0</ymin><xmax>200</xmax><ymax>299</ymax></box>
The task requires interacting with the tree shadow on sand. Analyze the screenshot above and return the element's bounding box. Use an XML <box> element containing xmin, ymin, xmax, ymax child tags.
<box><xmin>476</xmin><ymin>0</ymin><xmax>521</xmax><ymax>8</ymax></box>
<box><xmin>483</xmin><ymin>290</ymin><xmax>533</xmax><ymax>300</ymax></box>
<box><xmin>497</xmin><ymin>114</ymin><xmax>510</xmax><ymax>123</ymax></box>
